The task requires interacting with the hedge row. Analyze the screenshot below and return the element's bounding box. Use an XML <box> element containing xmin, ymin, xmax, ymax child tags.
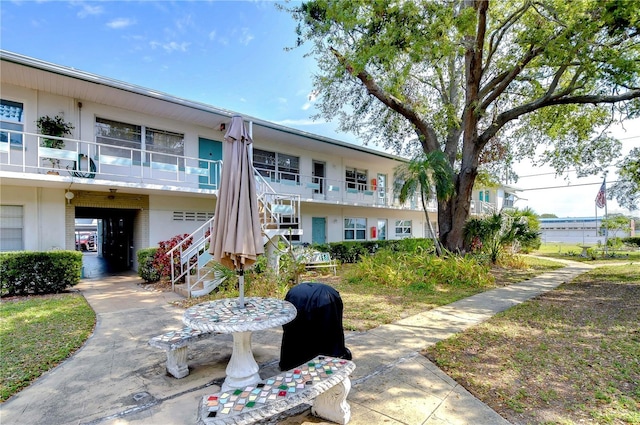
<box><xmin>0</xmin><ymin>251</ymin><xmax>83</xmax><ymax>296</ymax></box>
<box><xmin>623</xmin><ymin>236</ymin><xmax>640</xmax><ymax>248</ymax></box>
<box><xmin>313</xmin><ymin>238</ymin><xmax>435</xmax><ymax>263</ymax></box>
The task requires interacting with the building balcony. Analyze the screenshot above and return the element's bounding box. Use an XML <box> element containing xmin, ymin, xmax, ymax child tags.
<box><xmin>1</xmin><ymin>130</ymin><xmax>432</xmax><ymax>212</ymax></box>
<box><xmin>0</xmin><ymin>131</ymin><xmax>221</xmax><ymax>194</ymax></box>
<box><xmin>254</xmin><ymin>168</ymin><xmax>434</xmax><ymax>212</ymax></box>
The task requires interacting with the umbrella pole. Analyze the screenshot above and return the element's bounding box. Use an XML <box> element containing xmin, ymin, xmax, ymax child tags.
<box><xmin>238</xmin><ymin>267</ymin><xmax>245</xmax><ymax>307</ymax></box>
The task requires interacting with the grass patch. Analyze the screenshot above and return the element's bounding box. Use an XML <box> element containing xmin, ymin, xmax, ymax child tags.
<box><xmin>0</xmin><ymin>293</ymin><xmax>95</xmax><ymax>401</ymax></box>
<box><xmin>535</xmin><ymin>242</ymin><xmax>640</xmax><ymax>264</ymax></box>
<box><xmin>296</xmin><ymin>254</ymin><xmax>561</xmax><ymax>331</ymax></box>
<box><xmin>0</xmin><ymin>252</ymin><xmax>578</xmax><ymax>406</ymax></box>
<box><xmin>424</xmin><ymin>264</ymin><xmax>640</xmax><ymax>424</ymax></box>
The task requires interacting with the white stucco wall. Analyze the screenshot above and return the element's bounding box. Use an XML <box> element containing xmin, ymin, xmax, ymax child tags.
<box><xmin>147</xmin><ymin>195</ymin><xmax>216</xmax><ymax>246</ymax></box>
<box><xmin>298</xmin><ymin>203</ymin><xmax>426</xmax><ymax>244</ymax></box>
<box><xmin>0</xmin><ymin>185</ymin><xmax>66</xmax><ymax>251</ymax></box>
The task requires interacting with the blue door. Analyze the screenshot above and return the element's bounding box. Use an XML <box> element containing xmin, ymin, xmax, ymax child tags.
<box><xmin>312</xmin><ymin>217</ymin><xmax>326</xmax><ymax>244</ymax></box>
<box><xmin>198</xmin><ymin>137</ymin><xmax>222</xmax><ymax>189</ymax></box>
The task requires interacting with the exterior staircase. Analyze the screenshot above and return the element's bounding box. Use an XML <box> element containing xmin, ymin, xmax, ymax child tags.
<box><xmin>168</xmin><ymin>171</ymin><xmax>301</xmax><ymax>298</ymax></box>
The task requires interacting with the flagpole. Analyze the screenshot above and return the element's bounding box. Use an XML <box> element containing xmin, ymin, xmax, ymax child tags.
<box><xmin>604</xmin><ymin>177</ymin><xmax>608</xmax><ymax>257</ymax></box>
<box><xmin>595</xmin><ymin>204</ymin><xmax>598</xmax><ymax>248</ymax></box>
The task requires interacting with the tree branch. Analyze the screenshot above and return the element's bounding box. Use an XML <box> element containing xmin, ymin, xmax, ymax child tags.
<box><xmin>477</xmin><ymin>89</ymin><xmax>640</xmax><ymax>147</ymax></box>
<box><xmin>479</xmin><ymin>45</ymin><xmax>543</xmax><ymax>110</ymax></box>
<box><xmin>330</xmin><ymin>46</ymin><xmax>440</xmax><ymax>152</ymax></box>
<box><xmin>543</xmin><ymin>64</ymin><xmax>569</xmax><ymax>99</ymax></box>
<box><xmin>485</xmin><ymin>2</ymin><xmax>531</xmax><ymax>72</ymax></box>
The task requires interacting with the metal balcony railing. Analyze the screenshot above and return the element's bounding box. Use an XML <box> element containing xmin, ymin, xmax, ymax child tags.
<box><xmin>254</xmin><ymin>167</ymin><xmax>434</xmax><ymax>212</ymax></box>
<box><xmin>168</xmin><ymin>168</ymin><xmax>301</xmax><ymax>297</ymax></box>
<box><xmin>0</xmin><ymin>130</ymin><xmax>222</xmax><ymax>190</ymax></box>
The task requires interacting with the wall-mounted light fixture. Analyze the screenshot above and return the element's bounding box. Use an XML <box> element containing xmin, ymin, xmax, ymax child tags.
<box><xmin>64</xmin><ymin>190</ymin><xmax>75</xmax><ymax>204</ymax></box>
<box><xmin>219</xmin><ymin>123</ymin><xmax>226</xmax><ymax>131</ymax></box>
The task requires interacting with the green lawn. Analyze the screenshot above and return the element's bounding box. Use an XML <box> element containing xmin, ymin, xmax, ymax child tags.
<box><xmin>0</xmin><ymin>252</ymin><xmax>613</xmax><ymax>406</ymax></box>
<box><xmin>425</xmin><ymin>264</ymin><xmax>640</xmax><ymax>424</ymax></box>
<box><xmin>0</xmin><ymin>293</ymin><xmax>95</xmax><ymax>401</ymax></box>
<box><xmin>535</xmin><ymin>242</ymin><xmax>640</xmax><ymax>264</ymax></box>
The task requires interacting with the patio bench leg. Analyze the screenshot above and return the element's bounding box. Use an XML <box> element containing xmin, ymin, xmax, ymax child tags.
<box><xmin>312</xmin><ymin>377</ymin><xmax>352</xmax><ymax>425</ymax></box>
<box><xmin>166</xmin><ymin>346</ymin><xmax>189</xmax><ymax>379</ymax></box>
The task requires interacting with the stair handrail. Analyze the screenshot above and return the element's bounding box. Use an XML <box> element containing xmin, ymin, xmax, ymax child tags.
<box><xmin>255</xmin><ymin>170</ymin><xmax>301</xmax><ymax>230</ymax></box>
<box><xmin>168</xmin><ymin>217</ymin><xmax>215</xmax><ymax>293</ymax></box>
<box><xmin>166</xmin><ymin>168</ymin><xmax>302</xmax><ymax>297</ymax></box>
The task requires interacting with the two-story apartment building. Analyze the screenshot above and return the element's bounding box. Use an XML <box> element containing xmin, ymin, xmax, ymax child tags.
<box><xmin>2</xmin><ymin>50</ymin><xmax>444</xmax><ymax>273</ymax></box>
<box><xmin>471</xmin><ymin>184</ymin><xmax>521</xmax><ymax>216</ymax></box>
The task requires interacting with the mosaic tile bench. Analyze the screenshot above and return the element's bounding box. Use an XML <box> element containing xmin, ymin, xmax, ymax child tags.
<box><xmin>148</xmin><ymin>326</ymin><xmax>216</xmax><ymax>378</ymax></box>
<box><xmin>197</xmin><ymin>355</ymin><xmax>356</xmax><ymax>425</ymax></box>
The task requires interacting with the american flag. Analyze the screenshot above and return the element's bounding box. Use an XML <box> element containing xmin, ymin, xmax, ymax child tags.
<box><xmin>595</xmin><ymin>180</ymin><xmax>606</xmax><ymax>209</ymax></box>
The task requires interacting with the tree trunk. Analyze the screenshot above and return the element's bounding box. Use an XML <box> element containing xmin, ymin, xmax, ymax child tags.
<box><xmin>439</xmin><ymin>170</ymin><xmax>477</xmax><ymax>252</ymax></box>
<box><xmin>438</xmin><ymin>0</ymin><xmax>486</xmax><ymax>253</ymax></box>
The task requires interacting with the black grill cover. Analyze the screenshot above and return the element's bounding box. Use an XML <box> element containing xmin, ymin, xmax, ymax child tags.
<box><xmin>279</xmin><ymin>282</ymin><xmax>351</xmax><ymax>370</ymax></box>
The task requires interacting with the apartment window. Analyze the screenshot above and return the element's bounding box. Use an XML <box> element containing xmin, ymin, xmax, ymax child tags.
<box><xmin>504</xmin><ymin>193</ymin><xmax>515</xmax><ymax>208</ymax></box>
<box><xmin>345</xmin><ymin>167</ymin><xmax>367</xmax><ymax>191</ymax></box>
<box><xmin>344</xmin><ymin>217</ymin><xmax>366</xmax><ymax>240</ymax></box>
<box><xmin>395</xmin><ymin>220</ymin><xmax>412</xmax><ymax>238</ymax></box>
<box><xmin>253</xmin><ymin>149</ymin><xmax>299</xmax><ymax>183</ymax></box>
<box><xmin>278</xmin><ymin>153</ymin><xmax>299</xmax><ymax>182</ymax></box>
<box><xmin>95</xmin><ymin>118</ymin><xmax>184</xmax><ymax>164</ymax></box>
<box><xmin>0</xmin><ymin>205</ymin><xmax>23</xmax><ymax>251</ymax></box>
<box><xmin>0</xmin><ymin>99</ymin><xmax>24</xmax><ymax>146</ymax></box>
<box><xmin>96</xmin><ymin>118</ymin><xmax>142</xmax><ymax>160</ymax></box>
<box><xmin>145</xmin><ymin>127</ymin><xmax>185</xmax><ymax>164</ymax></box>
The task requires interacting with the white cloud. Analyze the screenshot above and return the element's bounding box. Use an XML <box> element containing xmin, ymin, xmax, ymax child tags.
<box><xmin>239</xmin><ymin>28</ymin><xmax>254</xmax><ymax>46</ymax></box>
<box><xmin>301</xmin><ymin>89</ymin><xmax>319</xmax><ymax>110</ymax></box>
<box><xmin>150</xmin><ymin>41</ymin><xmax>191</xmax><ymax>52</ymax></box>
<box><xmin>175</xmin><ymin>15</ymin><xmax>193</xmax><ymax>32</ymax></box>
<box><xmin>77</xmin><ymin>4</ymin><xmax>103</xmax><ymax>18</ymax></box>
<box><xmin>209</xmin><ymin>30</ymin><xmax>229</xmax><ymax>46</ymax></box>
<box><xmin>106</xmin><ymin>18</ymin><xmax>136</xmax><ymax>29</ymax></box>
<box><xmin>275</xmin><ymin>118</ymin><xmax>318</xmax><ymax>126</ymax></box>
<box><xmin>277</xmin><ymin>97</ymin><xmax>287</xmax><ymax>104</ymax></box>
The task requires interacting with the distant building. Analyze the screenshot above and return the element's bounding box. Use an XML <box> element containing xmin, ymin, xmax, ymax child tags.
<box><xmin>539</xmin><ymin>217</ymin><xmax>632</xmax><ymax>245</ymax></box>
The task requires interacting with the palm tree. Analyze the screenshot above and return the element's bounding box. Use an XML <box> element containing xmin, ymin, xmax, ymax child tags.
<box><xmin>394</xmin><ymin>151</ymin><xmax>454</xmax><ymax>256</ymax></box>
<box><xmin>464</xmin><ymin>210</ymin><xmax>540</xmax><ymax>263</ymax></box>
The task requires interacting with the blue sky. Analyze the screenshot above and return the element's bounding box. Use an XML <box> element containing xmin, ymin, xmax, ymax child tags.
<box><xmin>1</xmin><ymin>1</ymin><xmax>344</xmax><ymax>140</ymax></box>
<box><xmin>1</xmin><ymin>0</ymin><xmax>638</xmax><ymax>217</ymax></box>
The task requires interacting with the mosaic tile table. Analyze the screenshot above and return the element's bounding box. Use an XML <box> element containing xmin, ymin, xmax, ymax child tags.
<box><xmin>197</xmin><ymin>356</ymin><xmax>356</xmax><ymax>425</ymax></box>
<box><xmin>183</xmin><ymin>297</ymin><xmax>297</xmax><ymax>391</ymax></box>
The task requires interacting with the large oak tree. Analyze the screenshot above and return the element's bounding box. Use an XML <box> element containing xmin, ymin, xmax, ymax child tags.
<box><xmin>287</xmin><ymin>0</ymin><xmax>640</xmax><ymax>251</ymax></box>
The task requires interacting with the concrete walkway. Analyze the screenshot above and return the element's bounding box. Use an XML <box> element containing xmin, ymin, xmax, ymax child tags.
<box><xmin>1</xmin><ymin>259</ymin><xmax>593</xmax><ymax>425</ymax></box>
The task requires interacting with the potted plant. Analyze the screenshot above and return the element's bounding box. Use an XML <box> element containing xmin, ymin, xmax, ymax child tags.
<box><xmin>36</xmin><ymin>115</ymin><xmax>74</xmax><ymax>170</ymax></box>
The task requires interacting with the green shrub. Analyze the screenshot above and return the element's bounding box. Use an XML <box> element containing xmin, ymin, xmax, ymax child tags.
<box><xmin>0</xmin><ymin>251</ymin><xmax>83</xmax><ymax>296</ymax></box>
<box><xmin>606</xmin><ymin>237</ymin><xmax>624</xmax><ymax>250</ymax></box>
<box><xmin>622</xmin><ymin>236</ymin><xmax>640</xmax><ymax>248</ymax></box>
<box><xmin>344</xmin><ymin>248</ymin><xmax>493</xmax><ymax>291</ymax></box>
<box><xmin>315</xmin><ymin>238</ymin><xmax>434</xmax><ymax>263</ymax></box>
<box><xmin>387</xmin><ymin>238</ymin><xmax>435</xmax><ymax>253</ymax></box>
<box><xmin>137</xmin><ymin>248</ymin><xmax>160</xmax><ymax>282</ymax></box>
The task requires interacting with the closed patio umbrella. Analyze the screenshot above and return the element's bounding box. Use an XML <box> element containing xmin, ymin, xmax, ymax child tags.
<box><xmin>209</xmin><ymin>115</ymin><xmax>264</xmax><ymax>306</ymax></box>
